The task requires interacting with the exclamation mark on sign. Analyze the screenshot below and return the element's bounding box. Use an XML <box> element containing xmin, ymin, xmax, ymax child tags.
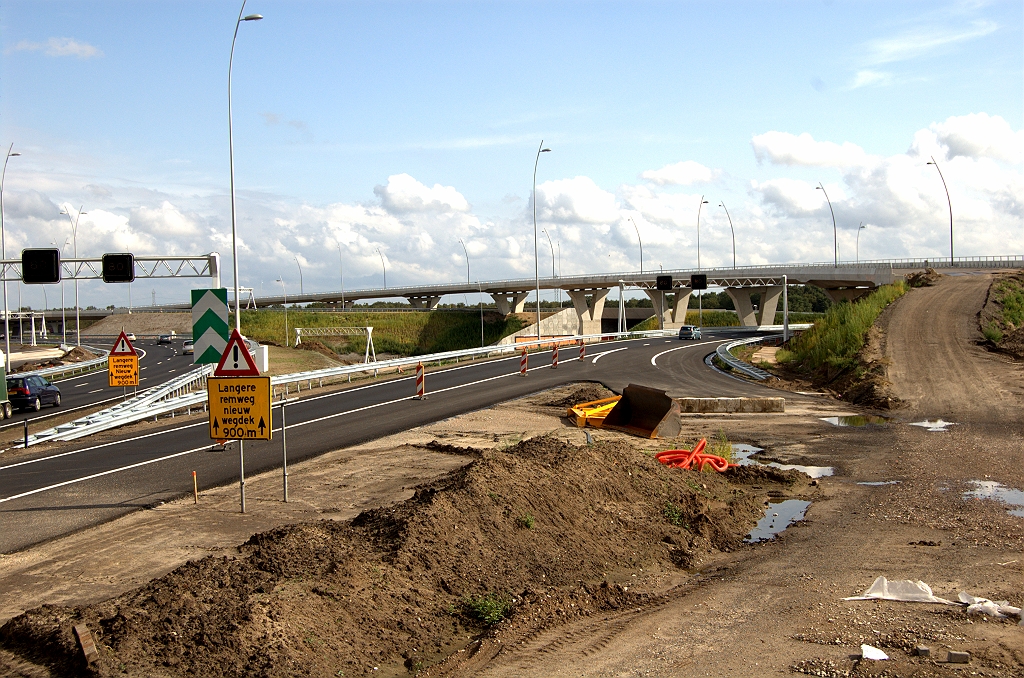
<box><xmin>233</xmin><ymin>345</ymin><xmax>239</xmax><ymax>369</ymax></box>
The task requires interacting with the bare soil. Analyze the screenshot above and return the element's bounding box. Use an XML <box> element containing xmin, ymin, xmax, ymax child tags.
<box><xmin>1</xmin><ymin>273</ymin><xmax>1022</xmax><ymax>677</ymax></box>
<box><xmin>80</xmin><ymin>313</ymin><xmax>192</xmax><ymax>338</ymax></box>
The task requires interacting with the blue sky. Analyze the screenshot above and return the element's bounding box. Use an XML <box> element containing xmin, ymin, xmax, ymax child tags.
<box><xmin>1</xmin><ymin>0</ymin><xmax>1021</xmax><ymax>308</ymax></box>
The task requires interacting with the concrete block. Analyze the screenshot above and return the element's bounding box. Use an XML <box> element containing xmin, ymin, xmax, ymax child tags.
<box><xmin>913</xmin><ymin>645</ymin><xmax>930</xmax><ymax>657</ymax></box>
<box><xmin>677</xmin><ymin>397</ymin><xmax>785</xmax><ymax>414</ymax></box>
<box><xmin>946</xmin><ymin>651</ymin><xmax>970</xmax><ymax>664</ymax></box>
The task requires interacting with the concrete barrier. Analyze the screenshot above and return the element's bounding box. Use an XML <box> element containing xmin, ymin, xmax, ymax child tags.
<box><xmin>677</xmin><ymin>397</ymin><xmax>785</xmax><ymax>413</ymax></box>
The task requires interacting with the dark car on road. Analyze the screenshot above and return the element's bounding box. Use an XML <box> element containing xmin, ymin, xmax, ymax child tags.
<box><xmin>678</xmin><ymin>325</ymin><xmax>702</xmax><ymax>340</ymax></box>
<box><xmin>6</xmin><ymin>375</ymin><xmax>61</xmax><ymax>411</ymax></box>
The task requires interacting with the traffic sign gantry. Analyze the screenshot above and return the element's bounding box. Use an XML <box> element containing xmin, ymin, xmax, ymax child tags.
<box><xmin>207</xmin><ymin>329</ymin><xmax>271</xmax><ymax>441</ymax></box>
<box><xmin>108</xmin><ymin>331</ymin><xmax>139</xmax><ymax>387</ymax></box>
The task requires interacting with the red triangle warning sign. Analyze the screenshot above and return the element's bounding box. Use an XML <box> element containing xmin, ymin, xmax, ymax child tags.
<box><xmin>110</xmin><ymin>331</ymin><xmax>137</xmax><ymax>356</ymax></box>
<box><xmin>214</xmin><ymin>329</ymin><xmax>260</xmax><ymax>376</ymax></box>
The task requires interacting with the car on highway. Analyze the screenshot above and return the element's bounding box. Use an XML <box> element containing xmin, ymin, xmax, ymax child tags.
<box><xmin>6</xmin><ymin>375</ymin><xmax>61</xmax><ymax>411</ymax></box>
<box><xmin>158</xmin><ymin>332</ymin><xmax>176</xmax><ymax>344</ymax></box>
<box><xmin>678</xmin><ymin>325</ymin><xmax>702</xmax><ymax>340</ymax></box>
<box><xmin>125</xmin><ymin>332</ymin><xmax>137</xmax><ymax>341</ymax></box>
<box><xmin>182</xmin><ymin>340</ymin><xmax>194</xmax><ymax>355</ymax></box>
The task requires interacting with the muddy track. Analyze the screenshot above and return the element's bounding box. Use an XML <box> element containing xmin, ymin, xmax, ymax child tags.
<box><xmin>884</xmin><ymin>273</ymin><xmax>1023</xmax><ymax>422</ymax></box>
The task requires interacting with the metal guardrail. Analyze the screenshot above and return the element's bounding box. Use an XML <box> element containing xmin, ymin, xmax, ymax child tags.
<box><xmin>17</xmin><ymin>328</ymin><xmax>680</xmax><ymax>446</ymax></box>
<box><xmin>715</xmin><ymin>336</ymin><xmax>784</xmax><ymax>380</ymax></box>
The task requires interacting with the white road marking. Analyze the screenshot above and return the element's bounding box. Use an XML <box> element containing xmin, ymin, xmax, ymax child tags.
<box><xmin>76</xmin><ymin>383</ymin><xmax>88</xmax><ymax>388</ymax></box>
<box><xmin>591</xmin><ymin>347</ymin><xmax>628</xmax><ymax>364</ymax></box>
<box><xmin>88</xmin><ymin>389</ymin><xmax>102</xmax><ymax>394</ymax></box>
<box><xmin>650</xmin><ymin>339</ymin><xmax>724</xmax><ymax>366</ymax></box>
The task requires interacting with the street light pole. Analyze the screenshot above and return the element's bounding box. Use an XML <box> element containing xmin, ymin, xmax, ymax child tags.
<box><xmin>228</xmin><ymin>1</ymin><xmax>263</xmax><ymax>335</ymax></box>
<box><xmin>532</xmin><ymin>140</ymin><xmax>551</xmax><ymax>340</ymax></box>
<box><xmin>696</xmin><ymin>196</ymin><xmax>708</xmax><ymax>271</ymax></box>
<box><xmin>542</xmin><ymin>228</ymin><xmax>555</xmax><ymax>306</ymax></box>
<box><xmin>338</xmin><ymin>243</ymin><xmax>345</xmax><ymax>310</ymax></box>
<box><xmin>276</xmin><ymin>277</ymin><xmax>287</xmax><ymax>346</ymax></box>
<box><xmin>458</xmin><ymin>238</ymin><xmax>470</xmax><ymax>283</ymax></box>
<box><xmin>52</xmin><ymin>239</ymin><xmax>68</xmax><ymax>345</ymax></box>
<box><xmin>856</xmin><ymin>222</ymin><xmax>866</xmax><ymax>263</ymax></box>
<box><xmin>927</xmin><ymin>156</ymin><xmax>954</xmax><ymax>265</ymax></box>
<box><xmin>293</xmin><ymin>255</ymin><xmax>303</xmax><ymax>296</ymax></box>
<box><xmin>628</xmin><ymin>217</ymin><xmax>643</xmax><ymax>274</ymax></box>
<box><xmin>816</xmin><ymin>182</ymin><xmax>838</xmax><ymax>267</ymax></box>
<box><xmin>0</xmin><ymin>144</ymin><xmax>20</xmax><ymax>370</ymax></box>
<box><xmin>376</xmin><ymin>247</ymin><xmax>386</xmax><ymax>288</ymax></box>
<box><xmin>719</xmin><ymin>202</ymin><xmax>736</xmax><ymax>269</ymax></box>
<box><xmin>59</xmin><ymin>205</ymin><xmax>85</xmax><ymax>346</ymax></box>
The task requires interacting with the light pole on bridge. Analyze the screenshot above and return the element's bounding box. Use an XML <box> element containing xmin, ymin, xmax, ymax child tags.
<box><xmin>59</xmin><ymin>204</ymin><xmax>86</xmax><ymax>346</ymax></box>
<box><xmin>376</xmin><ymin>248</ymin><xmax>387</xmax><ymax>289</ymax></box>
<box><xmin>816</xmin><ymin>182</ymin><xmax>838</xmax><ymax>268</ymax></box>
<box><xmin>856</xmin><ymin>223</ymin><xmax>866</xmax><ymax>263</ymax></box>
<box><xmin>926</xmin><ymin>156</ymin><xmax>954</xmax><ymax>266</ymax></box>
<box><xmin>718</xmin><ymin>202</ymin><xmax>736</xmax><ymax>269</ymax></box>
<box><xmin>628</xmin><ymin>217</ymin><xmax>643</xmax><ymax>274</ymax></box>
<box><xmin>696</xmin><ymin>196</ymin><xmax>709</xmax><ymax>271</ymax></box>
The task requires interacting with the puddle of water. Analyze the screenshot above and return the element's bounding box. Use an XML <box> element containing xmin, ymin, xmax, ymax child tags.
<box><xmin>909</xmin><ymin>419</ymin><xmax>957</xmax><ymax>432</ymax></box>
<box><xmin>731</xmin><ymin>444</ymin><xmax>834</xmax><ymax>478</ymax></box>
<box><xmin>744</xmin><ymin>500</ymin><xmax>811</xmax><ymax>543</ymax></box>
<box><xmin>858</xmin><ymin>480</ymin><xmax>901</xmax><ymax>486</ymax></box>
<box><xmin>963</xmin><ymin>480</ymin><xmax>1024</xmax><ymax>517</ymax></box>
<box><xmin>820</xmin><ymin>415</ymin><xmax>890</xmax><ymax>427</ymax></box>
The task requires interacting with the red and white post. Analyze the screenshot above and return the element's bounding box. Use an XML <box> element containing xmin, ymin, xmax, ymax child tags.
<box><xmin>578</xmin><ymin>340</ymin><xmax>586</xmax><ymax>361</ymax></box>
<box><xmin>552</xmin><ymin>344</ymin><xmax>559</xmax><ymax>369</ymax></box>
<box><xmin>520</xmin><ymin>348</ymin><xmax>528</xmax><ymax>376</ymax></box>
<box><xmin>415</xmin><ymin>361</ymin><xmax>426</xmax><ymax>399</ymax></box>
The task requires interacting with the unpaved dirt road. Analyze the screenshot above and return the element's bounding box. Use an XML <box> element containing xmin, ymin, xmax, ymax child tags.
<box><xmin>442</xmin><ymin>273</ymin><xmax>1024</xmax><ymax>677</ymax></box>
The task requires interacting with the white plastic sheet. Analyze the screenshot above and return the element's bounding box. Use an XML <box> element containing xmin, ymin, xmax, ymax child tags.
<box><xmin>958</xmin><ymin>592</ymin><xmax>1023</xmax><ymax>623</ymax></box>
<box><xmin>843</xmin><ymin>576</ymin><xmax>955</xmax><ymax>604</ymax></box>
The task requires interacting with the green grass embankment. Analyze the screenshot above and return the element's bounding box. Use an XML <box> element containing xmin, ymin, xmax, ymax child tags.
<box><xmin>238</xmin><ymin>310</ymin><xmax>524</xmax><ymax>356</ymax></box>
<box><xmin>982</xmin><ymin>276</ymin><xmax>1024</xmax><ymax>342</ymax></box>
<box><xmin>776</xmin><ymin>281</ymin><xmax>907</xmax><ymax>378</ymax></box>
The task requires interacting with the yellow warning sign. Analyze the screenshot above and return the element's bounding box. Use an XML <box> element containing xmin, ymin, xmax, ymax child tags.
<box><xmin>207</xmin><ymin>376</ymin><xmax>272</xmax><ymax>441</ymax></box>
<box><xmin>108</xmin><ymin>355</ymin><xmax>139</xmax><ymax>387</ymax></box>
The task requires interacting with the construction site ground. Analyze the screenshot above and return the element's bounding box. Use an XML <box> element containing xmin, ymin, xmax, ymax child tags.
<box><xmin>0</xmin><ymin>273</ymin><xmax>1021</xmax><ymax>677</ymax></box>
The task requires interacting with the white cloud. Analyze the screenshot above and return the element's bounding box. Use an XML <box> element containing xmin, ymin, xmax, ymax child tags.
<box><xmin>924</xmin><ymin>113</ymin><xmax>1024</xmax><ymax>164</ymax></box>
<box><xmin>374</xmin><ymin>173</ymin><xmax>469</xmax><ymax>213</ymax></box>
<box><xmin>536</xmin><ymin>176</ymin><xmax>619</xmax><ymax>224</ymax></box>
<box><xmin>862</xmin><ymin>20</ymin><xmax>997</xmax><ymax>66</ymax></box>
<box><xmin>641</xmin><ymin>160</ymin><xmax>718</xmax><ymax>186</ymax></box>
<box><xmin>8</xmin><ymin>37</ymin><xmax>102</xmax><ymax>58</ymax></box>
<box><xmin>752</xmin><ymin>131</ymin><xmax>870</xmax><ymax>168</ymax></box>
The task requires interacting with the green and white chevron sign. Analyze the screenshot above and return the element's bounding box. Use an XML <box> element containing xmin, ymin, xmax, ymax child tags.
<box><xmin>191</xmin><ymin>288</ymin><xmax>229</xmax><ymax>364</ymax></box>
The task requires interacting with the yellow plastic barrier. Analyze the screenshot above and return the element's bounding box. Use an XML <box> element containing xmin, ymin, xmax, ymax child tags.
<box><xmin>567</xmin><ymin>396</ymin><xmax>622</xmax><ymax>428</ymax></box>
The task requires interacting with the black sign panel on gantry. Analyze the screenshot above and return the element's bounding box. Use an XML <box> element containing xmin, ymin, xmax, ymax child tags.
<box><xmin>655</xmin><ymin>275</ymin><xmax>672</xmax><ymax>291</ymax></box>
<box><xmin>21</xmin><ymin>248</ymin><xmax>61</xmax><ymax>284</ymax></box>
<box><xmin>102</xmin><ymin>253</ymin><xmax>136</xmax><ymax>283</ymax></box>
<box><xmin>690</xmin><ymin>274</ymin><xmax>708</xmax><ymax>290</ymax></box>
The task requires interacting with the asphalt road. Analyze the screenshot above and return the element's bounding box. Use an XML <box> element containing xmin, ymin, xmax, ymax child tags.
<box><xmin>0</xmin><ymin>331</ymin><xmax>786</xmax><ymax>553</ymax></box>
<box><xmin>0</xmin><ymin>339</ymin><xmax>199</xmax><ymax>432</ymax></box>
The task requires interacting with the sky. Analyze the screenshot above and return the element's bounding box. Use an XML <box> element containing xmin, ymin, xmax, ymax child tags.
<box><xmin>0</xmin><ymin>0</ymin><xmax>1021</xmax><ymax>309</ymax></box>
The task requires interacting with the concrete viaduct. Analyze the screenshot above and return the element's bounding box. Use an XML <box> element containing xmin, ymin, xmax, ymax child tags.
<box><xmin>134</xmin><ymin>256</ymin><xmax>1019</xmax><ymax>336</ymax></box>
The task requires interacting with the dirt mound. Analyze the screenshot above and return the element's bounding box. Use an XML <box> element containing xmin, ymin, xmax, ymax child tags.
<box><xmin>11</xmin><ymin>347</ymin><xmax>99</xmax><ymax>374</ymax></box>
<box><xmin>295</xmin><ymin>339</ymin><xmax>339</xmax><ymax>360</ymax></box>
<box><xmin>905</xmin><ymin>268</ymin><xmax>942</xmax><ymax>287</ymax></box>
<box><xmin>545</xmin><ymin>383</ymin><xmax>615</xmax><ymax>407</ymax></box>
<box><xmin>79</xmin><ymin>312</ymin><xmax>192</xmax><ymax>337</ymax></box>
<box><xmin>997</xmin><ymin>325</ymin><xmax>1024</xmax><ymax>360</ymax></box>
<box><xmin>0</xmin><ymin>435</ymin><xmax>807</xmax><ymax>677</ymax></box>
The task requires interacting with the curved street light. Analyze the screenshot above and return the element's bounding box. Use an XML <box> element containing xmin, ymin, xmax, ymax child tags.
<box><xmin>541</xmin><ymin>228</ymin><xmax>556</xmax><ymax>307</ymax></box>
<box><xmin>856</xmin><ymin>222</ymin><xmax>866</xmax><ymax>263</ymax></box>
<box><xmin>228</xmin><ymin>1</ymin><xmax>263</xmax><ymax>333</ymax></box>
<box><xmin>59</xmin><ymin>204</ymin><xmax>86</xmax><ymax>346</ymax></box>
<box><xmin>532</xmin><ymin>140</ymin><xmax>551</xmax><ymax>339</ymax></box>
<box><xmin>926</xmin><ymin>156</ymin><xmax>954</xmax><ymax>265</ymax></box>
<box><xmin>696</xmin><ymin>196</ymin><xmax>709</xmax><ymax>271</ymax></box>
<box><xmin>293</xmin><ymin>255</ymin><xmax>303</xmax><ymax>296</ymax></box>
<box><xmin>51</xmin><ymin>238</ymin><xmax>69</xmax><ymax>344</ymax></box>
<box><xmin>718</xmin><ymin>202</ymin><xmax>736</xmax><ymax>269</ymax></box>
<box><xmin>376</xmin><ymin>247</ymin><xmax>387</xmax><ymax>288</ymax></box>
<box><xmin>815</xmin><ymin>182</ymin><xmax>838</xmax><ymax>267</ymax></box>
<box><xmin>1</xmin><ymin>144</ymin><xmax>20</xmax><ymax>368</ymax></box>
<box><xmin>458</xmin><ymin>238</ymin><xmax>470</xmax><ymax>283</ymax></box>
<box><xmin>627</xmin><ymin>217</ymin><xmax>643</xmax><ymax>274</ymax></box>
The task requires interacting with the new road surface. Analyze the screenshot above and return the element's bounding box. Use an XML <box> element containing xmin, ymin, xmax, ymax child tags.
<box><xmin>0</xmin><ymin>339</ymin><xmax>199</xmax><ymax>433</ymax></box>
<box><xmin>0</xmin><ymin>331</ymin><xmax>794</xmax><ymax>553</ymax></box>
